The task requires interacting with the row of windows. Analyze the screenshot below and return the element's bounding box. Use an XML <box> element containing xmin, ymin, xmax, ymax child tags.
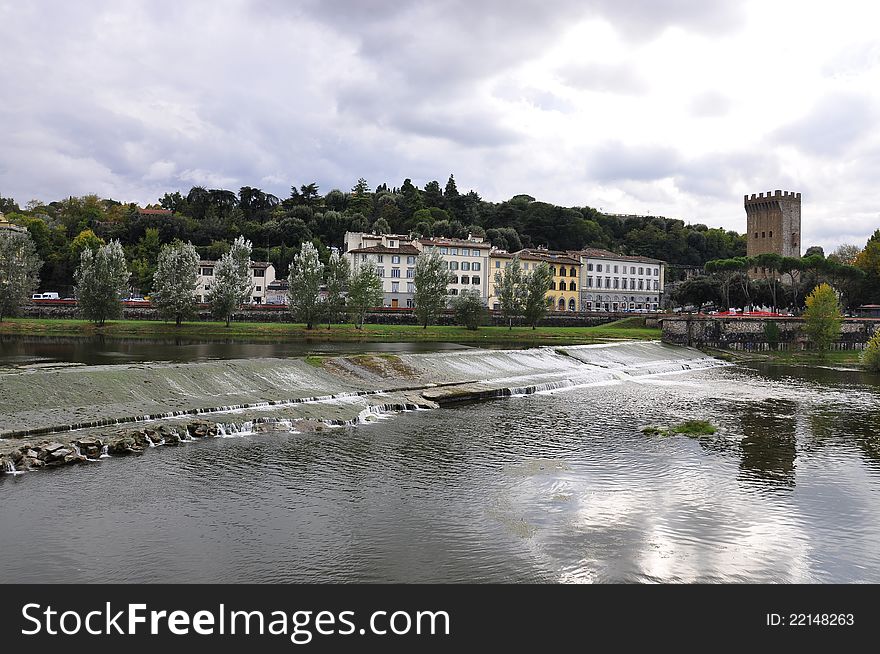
<box><xmin>375</xmin><ymin>267</ymin><xmax>416</xmax><ymax>278</ymax></box>
<box><xmin>449</xmin><ymin>275</ymin><xmax>481</xmax><ymax>285</ymax></box>
<box><xmin>199</xmin><ymin>267</ymin><xmax>266</xmax><ymax>278</ymax></box>
<box><xmin>389</xmin><ymin>282</ymin><xmax>416</xmax><ymax>293</ymax></box>
<box><xmin>754</xmin><ymin>231</ymin><xmax>773</xmax><ymax>238</ymax></box>
<box><xmin>437</xmin><ymin>247</ymin><xmax>484</xmax><ymax>257</ymax></box>
<box><xmin>375</xmin><ymin>255</ymin><xmax>417</xmax><ymax>265</ymax></box>
<box><xmin>586</xmin><ymin>264</ymin><xmax>660</xmax><ymax>276</ymax></box>
<box><xmin>586</xmin><ymin>295</ymin><xmax>659</xmax><ymax>302</ymax></box>
<box><xmin>494</xmin><ymin>260</ymin><xmax>546</xmax><ymax>271</ymax></box>
<box><xmin>549</xmin><ymin>281</ymin><xmax>576</xmax><ymax>291</ymax></box>
<box><xmin>586</xmin><ymin>277</ymin><xmax>659</xmax><ymax>290</ymax></box>
<box><xmin>585</xmin><ymin>301</ymin><xmax>659</xmax><ymax>310</ymax></box>
<box><xmin>443</xmin><ymin>261</ymin><xmax>481</xmax><ymax>271</ymax></box>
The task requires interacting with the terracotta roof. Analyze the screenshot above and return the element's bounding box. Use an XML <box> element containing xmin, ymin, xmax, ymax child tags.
<box><xmin>138</xmin><ymin>208</ymin><xmax>173</xmax><ymax>215</ymax></box>
<box><xmin>420</xmin><ymin>237</ymin><xmax>490</xmax><ymax>249</ymax></box>
<box><xmin>569</xmin><ymin>248</ymin><xmax>664</xmax><ymax>265</ymax></box>
<box><xmin>347</xmin><ymin>244</ymin><xmax>421</xmax><ymax>255</ymax></box>
<box><xmin>518</xmin><ymin>249</ymin><xmax>582</xmax><ymax>266</ymax></box>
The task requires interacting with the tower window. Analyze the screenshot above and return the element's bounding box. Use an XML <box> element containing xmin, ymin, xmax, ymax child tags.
<box><xmin>762</xmin><ymin>232</ymin><xmax>765</xmax><ymax>238</ymax></box>
<box><xmin>769</xmin><ymin>231</ymin><xmax>773</xmax><ymax>237</ymax></box>
<box><xmin>754</xmin><ymin>232</ymin><xmax>758</xmax><ymax>238</ymax></box>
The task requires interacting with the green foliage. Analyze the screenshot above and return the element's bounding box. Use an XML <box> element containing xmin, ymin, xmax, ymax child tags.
<box><xmin>764</xmin><ymin>321</ymin><xmax>781</xmax><ymax>350</ymax></box>
<box><xmin>324</xmin><ymin>250</ymin><xmax>350</xmax><ymax>327</ymax></box>
<box><xmin>347</xmin><ymin>259</ymin><xmax>384</xmax><ymax>328</ymax></box>
<box><xmin>152</xmin><ymin>241</ymin><xmax>200</xmax><ymax>325</ymax></box>
<box><xmin>208</xmin><ymin>236</ymin><xmax>252</xmax><ymax>327</ymax></box>
<box><xmin>451</xmin><ymin>289</ymin><xmax>485</xmax><ymax>330</ymax></box>
<box><xmin>287</xmin><ymin>242</ymin><xmax>325</xmax><ymax>330</ymax></box>
<box><xmin>74</xmin><ymin>240</ymin><xmax>129</xmax><ymax>326</ymax></box>
<box><xmin>861</xmin><ymin>329</ymin><xmax>880</xmax><ymax>372</ymax></box>
<box><xmin>413</xmin><ymin>248</ymin><xmax>448</xmax><ymax>328</ymax></box>
<box><xmin>522</xmin><ymin>262</ymin><xmax>554</xmax><ymax>329</ymax></box>
<box><xmin>0</xmin><ymin>230</ymin><xmax>42</xmax><ymax>321</ymax></box>
<box><xmin>642</xmin><ymin>420</ymin><xmax>716</xmax><ymax>437</ymax></box>
<box><xmin>495</xmin><ymin>257</ymin><xmax>525</xmax><ymax>329</ymax></box>
<box><xmin>803</xmin><ymin>283</ymin><xmax>842</xmax><ymax>351</ymax></box>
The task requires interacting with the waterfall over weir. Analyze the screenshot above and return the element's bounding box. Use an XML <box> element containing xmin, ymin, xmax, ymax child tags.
<box><xmin>0</xmin><ymin>341</ymin><xmax>726</xmax><ymax>439</ymax></box>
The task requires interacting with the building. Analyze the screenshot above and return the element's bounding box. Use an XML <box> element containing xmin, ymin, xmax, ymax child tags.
<box><xmin>0</xmin><ymin>213</ymin><xmax>27</xmax><ymax>234</ymax></box>
<box><xmin>265</xmin><ymin>279</ymin><xmax>289</xmax><ymax>305</ymax></box>
<box><xmin>570</xmin><ymin>248</ymin><xmax>665</xmax><ymax>311</ymax></box>
<box><xmin>419</xmin><ymin>236</ymin><xmax>491</xmax><ymax>304</ymax></box>
<box><xmin>343</xmin><ymin>232</ymin><xmax>421</xmax><ymax>308</ymax></box>
<box><xmin>487</xmin><ymin>249</ymin><xmax>581</xmax><ymax>311</ymax></box>
<box><xmin>137</xmin><ymin>207</ymin><xmax>174</xmax><ymax>218</ymax></box>
<box><xmin>745</xmin><ymin>190</ymin><xmax>801</xmax><ymax>278</ymax></box>
<box><xmin>196</xmin><ymin>261</ymin><xmax>276</xmax><ymax>304</ymax></box>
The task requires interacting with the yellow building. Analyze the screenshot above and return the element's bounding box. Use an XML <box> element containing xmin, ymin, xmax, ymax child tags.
<box><xmin>488</xmin><ymin>249</ymin><xmax>582</xmax><ymax>311</ymax></box>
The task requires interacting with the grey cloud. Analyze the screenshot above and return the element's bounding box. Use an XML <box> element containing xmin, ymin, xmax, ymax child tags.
<box><xmin>689</xmin><ymin>91</ymin><xmax>732</xmax><ymax>117</ymax></box>
<box><xmin>587</xmin><ymin>142</ymin><xmax>683</xmax><ymax>183</ymax></box>
<box><xmin>558</xmin><ymin>62</ymin><xmax>647</xmax><ymax>94</ymax></box>
<box><xmin>773</xmin><ymin>93</ymin><xmax>878</xmax><ymax>156</ymax></box>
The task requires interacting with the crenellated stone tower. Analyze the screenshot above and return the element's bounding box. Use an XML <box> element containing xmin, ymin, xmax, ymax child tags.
<box><xmin>744</xmin><ymin>190</ymin><xmax>801</xmax><ymax>269</ymax></box>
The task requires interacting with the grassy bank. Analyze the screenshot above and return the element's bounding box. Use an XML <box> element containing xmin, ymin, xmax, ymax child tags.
<box><xmin>0</xmin><ymin>317</ymin><xmax>661</xmax><ymax>345</ymax></box>
<box><xmin>708</xmin><ymin>347</ymin><xmax>865</xmax><ymax>367</ymax></box>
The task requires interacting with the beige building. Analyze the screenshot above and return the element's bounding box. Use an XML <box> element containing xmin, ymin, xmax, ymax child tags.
<box><xmin>488</xmin><ymin>249</ymin><xmax>581</xmax><ymax>311</ymax></box>
<box><xmin>419</xmin><ymin>236</ymin><xmax>491</xmax><ymax>303</ymax></box>
<box><xmin>196</xmin><ymin>260</ymin><xmax>276</xmax><ymax>304</ymax></box>
<box><xmin>570</xmin><ymin>249</ymin><xmax>665</xmax><ymax>311</ymax></box>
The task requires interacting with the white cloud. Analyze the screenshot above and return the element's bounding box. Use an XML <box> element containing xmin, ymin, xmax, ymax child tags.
<box><xmin>0</xmin><ymin>0</ymin><xmax>879</xmax><ymax>252</ymax></box>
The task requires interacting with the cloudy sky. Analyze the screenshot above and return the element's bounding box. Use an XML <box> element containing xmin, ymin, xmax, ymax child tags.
<box><xmin>1</xmin><ymin>0</ymin><xmax>879</xmax><ymax>251</ymax></box>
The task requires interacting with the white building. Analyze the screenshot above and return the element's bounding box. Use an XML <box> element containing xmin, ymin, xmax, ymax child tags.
<box><xmin>418</xmin><ymin>236</ymin><xmax>491</xmax><ymax>304</ymax></box>
<box><xmin>569</xmin><ymin>248</ymin><xmax>665</xmax><ymax>311</ymax></box>
<box><xmin>196</xmin><ymin>260</ymin><xmax>276</xmax><ymax>304</ymax></box>
<box><xmin>343</xmin><ymin>233</ymin><xmax>421</xmax><ymax>308</ymax></box>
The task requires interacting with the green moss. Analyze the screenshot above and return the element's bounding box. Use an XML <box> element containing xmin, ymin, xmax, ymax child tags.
<box><xmin>641</xmin><ymin>426</ymin><xmax>666</xmax><ymax>436</ymax></box>
<box><xmin>304</xmin><ymin>355</ymin><xmax>325</xmax><ymax>368</ymax></box>
<box><xmin>670</xmin><ymin>420</ymin><xmax>717</xmax><ymax>436</ymax></box>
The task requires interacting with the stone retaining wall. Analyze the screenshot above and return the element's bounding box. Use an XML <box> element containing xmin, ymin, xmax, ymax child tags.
<box><xmin>661</xmin><ymin>316</ymin><xmax>880</xmax><ymax>351</ymax></box>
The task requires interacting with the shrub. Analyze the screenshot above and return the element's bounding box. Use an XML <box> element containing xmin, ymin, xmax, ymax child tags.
<box><xmin>764</xmin><ymin>321</ymin><xmax>780</xmax><ymax>350</ymax></box>
<box><xmin>862</xmin><ymin>330</ymin><xmax>880</xmax><ymax>371</ymax></box>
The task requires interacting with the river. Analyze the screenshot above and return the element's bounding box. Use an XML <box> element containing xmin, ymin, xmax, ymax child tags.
<box><xmin>2</xmin><ymin>339</ymin><xmax>880</xmax><ymax>583</ymax></box>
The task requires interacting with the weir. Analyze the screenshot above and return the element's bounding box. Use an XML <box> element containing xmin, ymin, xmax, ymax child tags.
<box><xmin>0</xmin><ymin>342</ymin><xmax>726</xmax><ymax>443</ymax></box>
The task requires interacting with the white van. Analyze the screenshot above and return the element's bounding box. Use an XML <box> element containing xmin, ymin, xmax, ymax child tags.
<box><xmin>32</xmin><ymin>292</ymin><xmax>60</xmax><ymax>300</ymax></box>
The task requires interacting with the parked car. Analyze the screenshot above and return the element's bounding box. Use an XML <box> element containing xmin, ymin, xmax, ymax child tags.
<box><xmin>32</xmin><ymin>292</ymin><xmax>60</xmax><ymax>300</ymax></box>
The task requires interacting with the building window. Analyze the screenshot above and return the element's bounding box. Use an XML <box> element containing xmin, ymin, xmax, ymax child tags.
<box><xmin>462</xmin><ymin>248</ymin><xmax>470</xmax><ymax>256</ymax></box>
<box><xmin>473</xmin><ymin>262</ymin><xmax>481</xmax><ymax>271</ymax></box>
<box><xmin>558</xmin><ymin>298</ymin><xmax>565</xmax><ymax>310</ymax></box>
<box><xmin>654</xmin><ymin>268</ymin><xmax>659</xmax><ymax>276</ymax></box>
<box><xmin>450</xmin><ymin>261</ymin><xmax>459</xmax><ymax>270</ymax></box>
<box><xmin>391</xmin><ymin>268</ymin><xmax>401</xmax><ymax>278</ymax></box>
<box><xmin>451</xmin><ymin>248</ymin><xmax>458</xmax><ymax>255</ymax></box>
<box><xmin>762</xmin><ymin>232</ymin><xmax>766</xmax><ymax>238</ymax></box>
<box><xmin>377</xmin><ymin>255</ymin><xmax>384</xmax><ymax>263</ymax></box>
<box><xmin>613</xmin><ymin>265</ymin><xmax>618</xmax><ymax>273</ymax></box>
<box><xmin>560</xmin><ymin>281</ymin><xmax>567</xmax><ymax>291</ymax></box>
<box><xmin>495</xmin><ymin>260</ymin><xmax>501</xmax><ymax>268</ymax></box>
<box><xmin>570</xmin><ymin>281</ymin><xmax>576</xmax><ymax>291</ymax></box>
<box><xmin>361</xmin><ymin>255</ymin><xmax>367</xmax><ymax>262</ymax></box>
<box><xmin>472</xmin><ymin>276</ymin><xmax>480</xmax><ymax>284</ymax></box>
<box><xmin>406</xmin><ymin>298</ymin><xmax>414</xmax><ymax>308</ymax></box>
<box><xmin>204</xmin><ymin>285</ymin><xmax>211</xmax><ymax>291</ymax></box>
<box><xmin>406</xmin><ymin>268</ymin><xmax>414</xmax><ymax>278</ymax></box>
<box><xmin>462</xmin><ymin>261</ymin><xmax>471</xmax><ymax>271</ymax></box>
<box><xmin>449</xmin><ymin>288</ymin><xmax>458</xmax><ymax>295</ymax></box>
<box><xmin>389</xmin><ymin>241</ymin><xmax>395</xmax><ymax>247</ymax></box>
<box><xmin>630</xmin><ymin>266</ymin><xmax>636</xmax><ymax>274</ymax></box>
<box><xmin>569</xmin><ymin>298</ymin><xmax>576</xmax><ymax>311</ymax></box>
<box><xmin>613</xmin><ymin>278</ymin><xmax>619</xmax><ymax>289</ymax></box>
<box><xmin>638</xmin><ymin>280</ymin><xmax>644</xmax><ymax>290</ymax></box>
<box><xmin>255</xmin><ymin>286</ymin><xmax>261</xmax><ymax>292</ymax></box>
<box><xmin>570</xmin><ymin>267</ymin><xmax>576</xmax><ymax>277</ymax></box>
<box><xmin>588</xmin><ymin>263</ymin><xmax>594</xmax><ymax>271</ymax></box>
<box><xmin>653</xmin><ymin>281</ymin><xmax>659</xmax><ymax>290</ymax></box>
<box><xmin>254</xmin><ymin>269</ymin><xmax>265</xmax><ymax>277</ymax></box>
<box><xmin>597</xmin><ymin>264</ymin><xmax>603</xmax><ymax>272</ymax></box>
<box><xmin>630</xmin><ymin>279</ymin><xmax>635</xmax><ymax>289</ymax></box>
<box><xmin>639</xmin><ymin>267</ymin><xmax>644</xmax><ymax>275</ymax></box>
<box><xmin>392</xmin><ymin>255</ymin><xmax>400</xmax><ymax>264</ymax></box>
<box><xmin>407</xmin><ymin>256</ymin><xmax>415</xmax><ymax>264</ymax></box>
<box><xmin>407</xmin><ymin>282</ymin><xmax>415</xmax><ymax>293</ymax></box>
<box><xmin>769</xmin><ymin>231</ymin><xmax>773</xmax><ymax>238</ymax></box>
<box><xmin>595</xmin><ymin>278</ymin><xmax>602</xmax><ymax>288</ymax></box>
<box><xmin>376</xmin><ymin>267</ymin><xmax>384</xmax><ymax>278</ymax></box>
<box><xmin>200</xmin><ymin>267</ymin><xmax>214</xmax><ymax>276</ymax></box>
<box><xmin>391</xmin><ymin>281</ymin><xmax>399</xmax><ymax>292</ymax></box>
<box><xmin>755</xmin><ymin>232</ymin><xmax>758</xmax><ymax>238</ymax></box>
<box><xmin>587</xmin><ymin>277</ymin><xmax>593</xmax><ymax>288</ymax></box>
<box><xmin>440</xmin><ymin>247</ymin><xmax>448</xmax><ymax>254</ymax></box>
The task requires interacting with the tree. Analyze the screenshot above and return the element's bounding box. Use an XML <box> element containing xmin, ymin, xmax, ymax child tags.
<box><xmin>288</xmin><ymin>242</ymin><xmax>325</xmax><ymax>330</ymax></box>
<box><xmin>673</xmin><ymin>275</ymin><xmax>721</xmax><ymax>311</ymax></box>
<box><xmin>75</xmin><ymin>240</ymin><xmax>129</xmax><ymax>326</ymax></box>
<box><xmin>522</xmin><ymin>262</ymin><xmax>554</xmax><ymax>329</ymax></box>
<box><xmin>829</xmin><ymin>243</ymin><xmax>861</xmax><ymax>266</ymax></box>
<box><xmin>754</xmin><ymin>252</ymin><xmax>783</xmax><ymax>311</ymax></box>
<box><xmin>208</xmin><ymin>236</ymin><xmax>252</xmax><ymax>326</ymax></box>
<box><xmin>151</xmin><ymin>241</ymin><xmax>200</xmax><ymax>325</ymax></box>
<box><xmin>414</xmin><ymin>248</ymin><xmax>448</xmax><ymax>328</ymax></box>
<box><xmin>0</xmin><ymin>230</ymin><xmax>42</xmax><ymax>321</ymax></box>
<box><xmin>495</xmin><ymin>257</ymin><xmax>525</xmax><ymax>329</ymax></box>
<box><xmin>451</xmin><ymin>289</ymin><xmax>485</xmax><ymax>330</ymax></box>
<box><xmin>862</xmin><ymin>329</ymin><xmax>880</xmax><ymax>372</ymax></box>
<box><xmin>324</xmin><ymin>250</ymin><xmax>350</xmax><ymax>327</ymax></box>
<box><xmin>347</xmin><ymin>259</ymin><xmax>383</xmax><ymax>328</ymax></box>
<box><xmin>705</xmin><ymin>259</ymin><xmax>743</xmax><ymax>310</ymax></box>
<box><xmin>803</xmin><ymin>283</ymin><xmax>842</xmax><ymax>352</ymax></box>
<box><xmin>779</xmin><ymin>257</ymin><xmax>804</xmax><ymax>310</ymax></box>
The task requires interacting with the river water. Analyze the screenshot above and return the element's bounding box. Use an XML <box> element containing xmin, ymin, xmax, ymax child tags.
<box><xmin>2</xmin><ymin>342</ymin><xmax>880</xmax><ymax>583</ymax></box>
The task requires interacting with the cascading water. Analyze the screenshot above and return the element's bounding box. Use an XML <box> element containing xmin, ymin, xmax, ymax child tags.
<box><xmin>100</xmin><ymin>444</ymin><xmax>110</xmax><ymax>458</ymax></box>
<box><xmin>3</xmin><ymin>459</ymin><xmax>17</xmax><ymax>474</ymax></box>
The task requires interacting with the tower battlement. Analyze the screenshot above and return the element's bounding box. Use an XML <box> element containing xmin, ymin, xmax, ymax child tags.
<box><xmin>744</xmin><ymin>189</ymin><xmax>801</xmax><ymax>272</ymax></box>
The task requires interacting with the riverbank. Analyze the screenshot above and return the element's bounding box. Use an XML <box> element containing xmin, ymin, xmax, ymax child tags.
<box><xmin>1</xmin><ymin>342</ymin><xmax>720</xmax><ymax>477</ymax></box>
<box><xmin>0</xmin><ymin>317</ymin><xmax>660</xmax><ymax>344</ymax></box>
<box><xmin>706</xmin><ymin>347</ymin><xmax>866</xmax><ymax>369</ymax></box>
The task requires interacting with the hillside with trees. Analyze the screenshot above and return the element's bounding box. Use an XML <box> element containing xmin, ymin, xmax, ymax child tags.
<box><xmin>0</xmin><ymin>176</ymin><xmax>746</xmax><ymax>295</ymax></box>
